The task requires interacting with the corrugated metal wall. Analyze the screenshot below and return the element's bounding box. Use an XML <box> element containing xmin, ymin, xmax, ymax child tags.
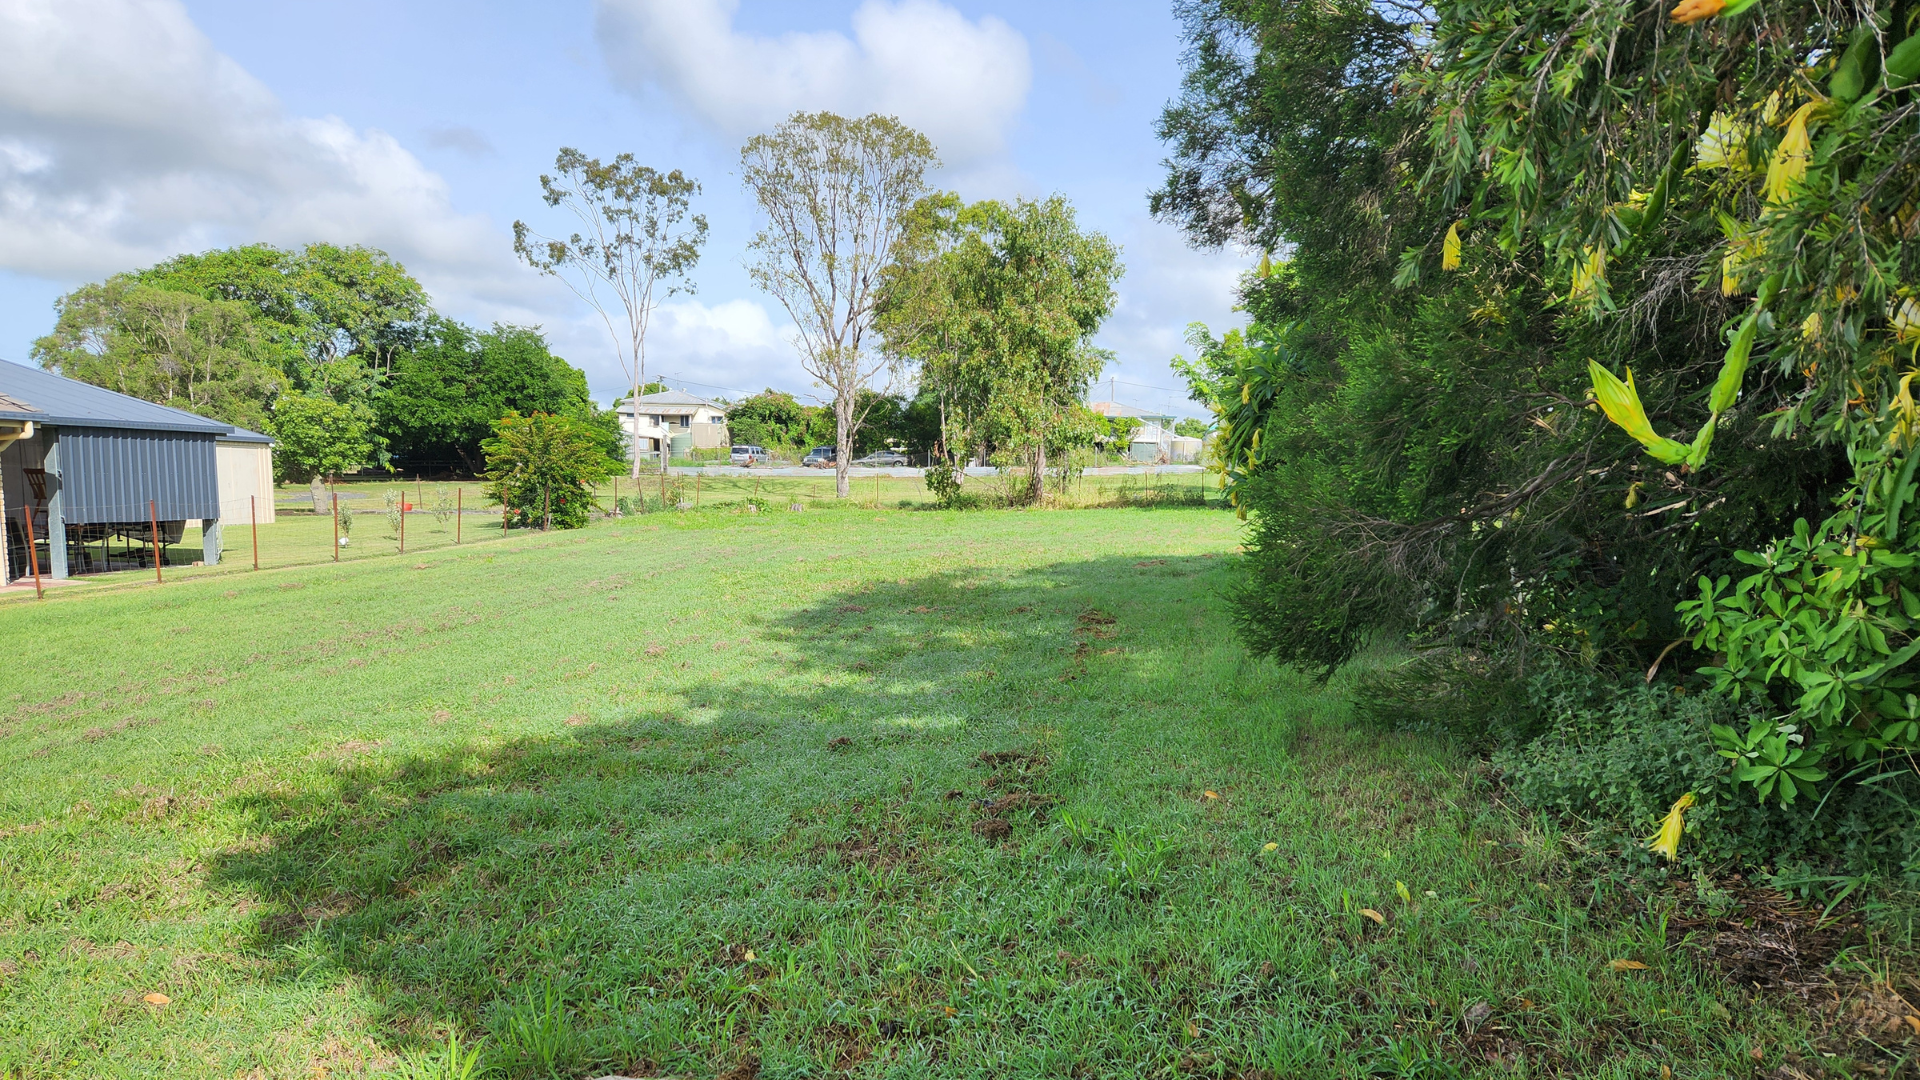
<box><xmin>58</xmin><ymin>426</ymin><xmax>220</xmax><ymax>524</ymax></box>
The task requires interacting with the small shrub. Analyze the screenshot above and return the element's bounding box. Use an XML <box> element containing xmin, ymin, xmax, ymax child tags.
<box><xmin>924</xmin><ymin>463</ymin><xmax>964</xmax><ymax>507</ymax></box>
<box><xmin>1494</xmin><ymin>666</ymin><xmax>1920</xmax><ymax>876</ymax></box>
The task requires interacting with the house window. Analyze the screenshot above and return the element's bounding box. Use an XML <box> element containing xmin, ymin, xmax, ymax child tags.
<box><xmin>678</xmin><ymin>416</ymin><xmax>690</xmax><ymax>428</ymax></box>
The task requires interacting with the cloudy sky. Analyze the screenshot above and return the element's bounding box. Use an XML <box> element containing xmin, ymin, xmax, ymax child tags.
<box><xmin>0</xmin><ymin>0</ymin><xmax>1250</xmax><ymax>419</ymax></box>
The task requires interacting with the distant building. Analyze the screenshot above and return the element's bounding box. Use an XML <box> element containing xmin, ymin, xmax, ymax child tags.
<box><xmin>1089</xmin><ymin>400</ymin><xmax>1180</xmax><ymax>463</ymax></box>
<box><xmin>616</xmin><ymin>390</ymin><xmax>730</xmax><ymax>461</ymax></box>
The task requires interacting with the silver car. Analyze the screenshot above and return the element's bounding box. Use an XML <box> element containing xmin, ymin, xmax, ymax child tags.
<box><xmin>730</xmin><ymin>445</ymin><xmax>769</xmax><ymax>466</ymax></box>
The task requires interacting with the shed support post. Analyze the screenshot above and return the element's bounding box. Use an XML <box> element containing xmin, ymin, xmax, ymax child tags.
<box><xmin>43</xmin><ymin>429</ymin><xmax>66</xmax><ymax>579</ymax></box>
<box><xmin>202</xmin><ymin>517</ymin><xmax>220</xmax><ymax>566</ymax></box>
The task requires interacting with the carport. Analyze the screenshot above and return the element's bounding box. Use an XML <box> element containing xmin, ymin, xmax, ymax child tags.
<box><xmin>1</xmin><ymin>360</ymin><xmax>229</xmax><ymax>583</ymax></box>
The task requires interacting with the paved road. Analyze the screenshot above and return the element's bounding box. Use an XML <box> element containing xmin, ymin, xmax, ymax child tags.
<box><xmin>656</xmin><ymin>464</ymin><xmax>1206</xmax><ymax>478</ymax></box>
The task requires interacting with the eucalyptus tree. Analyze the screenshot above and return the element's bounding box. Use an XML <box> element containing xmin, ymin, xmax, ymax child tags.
<box><xmin>515</xmin><ymin>149</ymin><xmax>707</xmax><ymax>479</ymax></box>
<box><xmin>740</xmin><ymin>112</ymin><xmax>937</xmax><ymax>498</ymax></box>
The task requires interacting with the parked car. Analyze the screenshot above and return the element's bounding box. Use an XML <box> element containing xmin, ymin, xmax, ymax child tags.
<box><xmin>852</xmin><ymin>450</ymin><xmax>909</xmax><ymax>467</ymax></box>
<box><xmin>730</xmin><ymin>445</ymin><xmax>770</xmax><ymax>466</ymax></box>
<box><xmin>802</xmin><ymin>446</ymin><xmax>837</xmax><ymax>468</ymax></box>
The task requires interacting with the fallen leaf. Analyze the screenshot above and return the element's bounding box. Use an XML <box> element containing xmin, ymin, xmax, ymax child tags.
<box><xmin>1464</xmin><ymin>1001</ymin><xmax>1492</xmax><ymax>1028</ymax></box>
<box><xmin>1906</xmin><ymin>1015</ymin><xmax>1920</xmax><ymax>1036</ymax></box>
<box><xmin>142</xmin><ymin>992</ymin><xmax>170</xmax><ymax>1005</ymax></box>
<box><xmin>943</xmin><ymin>1006</ymin><xmax>956</xmax><ymax>1016</ymax></box>
<box><xmin>744</xmin><ymin>949</ymin><xmax>756</xmax><ymax>962</ymax></box>
<box><xmin>1661</xmin><ymin>1067</ymin><xmax>1672</xmax><ymax>1079</ymax></box>
<box><xmin>1395</xmin><ymin>881</ymin><xmax>1411</xmax><ymax>904</ymax></box>
<box><xmin>1202</xmin><ymin>790</ymin><xmax>1219</xmax><ymax>800</ymax></box>
<box><xmin>1185</xmin><ymin>1021</ymin><xmax>1200</xmax><ymax>1038</ymax></box>
<box><xmin>1359</xmin><ymin>908</ymin><xmax>1386</xmax><ymax>925</ymax></box>
<box><xmin>1608</xmin><ymin>959</ymin><xmax>1648</xmax><ymax>971</ymax></box>
<box><xmin>1261</xmin><ymin>842</ymin><xmax>1278</xmax><ymax>853</ymax></box>
<box><xmin>1750</xmin><ymin>1045</ymin><xmax>1764</xmax><ymax>1062</ymax></box>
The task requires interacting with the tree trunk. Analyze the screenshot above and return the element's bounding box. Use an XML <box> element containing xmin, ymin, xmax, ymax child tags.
<box><xmin>1030</xmin><ymin>441</ymin><xmax>1047</xmax><ymax>504</ymax></box>
<box><xmin>310</xmin><ymin>476</ymin><xmax>328</xmax><ymax>515</ymax></box>
<box><xmin>834</xmin><ymin>394</ymin><xmax>853</xmax><ymax>499</ymax></box>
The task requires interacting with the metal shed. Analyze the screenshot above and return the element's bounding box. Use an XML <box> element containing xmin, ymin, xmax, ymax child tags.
<box><xmin>1</xmin><ymin>360</ymin><xmax>243</xmax><ymax>583</ymax></box>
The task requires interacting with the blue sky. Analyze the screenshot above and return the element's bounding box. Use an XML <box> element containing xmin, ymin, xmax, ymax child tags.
<box><xmin>0</xmin><ymin>0</ymin><xmax>1249</xmax><ymax>419</ymax></box>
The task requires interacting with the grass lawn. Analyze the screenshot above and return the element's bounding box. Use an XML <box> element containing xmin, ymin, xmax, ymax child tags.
<box><xmin>0</xmin><ymin>506</ymin><xmax>1870</xmax><ymax>1078</ymax></box>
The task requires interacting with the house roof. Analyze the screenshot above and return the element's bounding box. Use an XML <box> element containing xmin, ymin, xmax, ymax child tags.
<box><xmin>1089</xmin><ymin>400</ymin><xmax>1176</xmax><ymax>423</ymax></box>
<box><xmin>617</xmin><ymin>389</ymin><xmax>728</xmax><ymax>413</ymax></box>
<box><xmin>0</xmin><ymin>359</ymin><xmax>234</xmax><ymax>435</ymax></box>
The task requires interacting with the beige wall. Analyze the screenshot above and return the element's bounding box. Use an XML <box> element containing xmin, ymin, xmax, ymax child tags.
<box><xmin>691</xmin><ymin>417</ymin><xmax>730</xmax><ymax>449</ymax></box>
<box><xmin>216</xmin><ymin>441</ymin><xmax>274</xmax><ymax>524</ymax></box>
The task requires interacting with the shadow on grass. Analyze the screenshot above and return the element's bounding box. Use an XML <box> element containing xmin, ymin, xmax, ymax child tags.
<box><xmin>201</xmin><ymin>546</ymin><xmax>1755</xmax><ymax>1080</ymax></box>
<box><xmin>205</xmin><ymin>552</ymin><xmax>1279</xmax><ymax>1078</ymax></box>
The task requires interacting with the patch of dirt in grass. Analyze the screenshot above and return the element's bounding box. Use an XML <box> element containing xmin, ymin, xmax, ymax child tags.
<box><xmin>259</xmin><ymin>892</ymin><xmax>361</xmax><ymax>941</ymax></box>
<box><xmin>81</xmin><ymin>715</ymin><xmax>164</xmax><ymax>742</ymax></box>
<box><xmin>715</xmin><ymin>1054</ymin><xmax>760</xmax><ymax>1080</ymax></box>
<box><xmin>1665</xmin><ymin>885</ymin><xmax>1863</xmax><ymax>994</ymax></box>
<box><xmin>971</xmin><ymin>817</ymin><xmax>1012</xmax><ymax>841</ymax></box>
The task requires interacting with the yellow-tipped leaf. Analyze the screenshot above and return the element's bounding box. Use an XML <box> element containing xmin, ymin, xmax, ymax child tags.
<box><xmin>1763</xmin><ymin>102</ymin><xmax>1817</xmax><ymax>205</ymax></box>
<box><xmin>1442</xmin><ymin>222</ymin><xmax>1463</xmax><ymax>271</ymax></box>
<box><xmin>1646</xmin><ymin>792</ymin><xmax>1696</xmax><ymax>860</ymax></box>
<box><xmin>1589</xmin><ymin>361</ymin><xmax>1691</xmax><ymax>464</ymax></box>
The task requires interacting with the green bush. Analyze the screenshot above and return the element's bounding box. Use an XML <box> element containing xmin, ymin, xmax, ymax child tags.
<box><xmin>1352</xmin><ymin>651</ymin><xmax>1534</xmax><ymax>749</ymax></box>
<box><xmin>1490</xmin><ymin>666</ymin><xmax>1920</xmax><ymax>878</ymax></box>
<box><xmin>482</xmin><ymin>412</ymin><xmax>616</xmax><ymax>530</ymax></box>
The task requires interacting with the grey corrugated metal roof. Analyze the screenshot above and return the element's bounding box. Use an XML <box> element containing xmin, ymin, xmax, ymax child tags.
<box><xmin>1090</xmin><ymin>400</ymin><xmax>1176</xmax><ymax>422</ymax></box>
<box><xmin>218</xmin><ymin>425</ymin><xmax>274</xmax><ymax>445</ymax></box>
<box><xmin>0</xmin><ymin>359</ymin><xmax>233</xmax><ymax>434</ymax></box>
<box><xmin>618</xmin><ymin>389</ymin><xmax>727</xmax><ymax>411</ymax></box>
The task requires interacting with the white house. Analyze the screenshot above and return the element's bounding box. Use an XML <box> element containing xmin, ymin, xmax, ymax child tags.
<box><xmin>1090</xmin><ymin>401</ymin><xmax>1180</xmax><ymax>463</ymax></box>
<box><xmin>616</xmin><ymin>390</ymin><xmax>730</xmax><ymax>461</ymax></box>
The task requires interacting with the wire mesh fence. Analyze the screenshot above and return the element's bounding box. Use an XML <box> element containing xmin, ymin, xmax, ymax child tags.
<box><xmin>3</xmin><ymin>469</ymin><xmax>1221</xmax><ymax>596</ymax></box>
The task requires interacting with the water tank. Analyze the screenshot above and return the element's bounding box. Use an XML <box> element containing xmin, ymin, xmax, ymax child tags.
<box><xmin>669</xmin><ymin>432</ymin><xmax>693</xmax><ymax>459</ymax></box>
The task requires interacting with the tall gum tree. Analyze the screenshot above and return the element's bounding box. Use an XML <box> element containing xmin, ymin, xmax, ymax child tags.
<box><xmin>741</xmin><ymin>112</ymin><xmax>936</xmax><ymax>498</ymax></box>
<box><xmin>515</xmin><ymin>150</ymin><xmax>707</xmax><ymax>480</ymax></box>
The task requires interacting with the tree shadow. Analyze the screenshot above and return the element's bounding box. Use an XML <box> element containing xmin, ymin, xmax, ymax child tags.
<box><xmin>204</xmin><ymin>552</ymin><xmax>1251</xmax><ymax>1078</ymax></box>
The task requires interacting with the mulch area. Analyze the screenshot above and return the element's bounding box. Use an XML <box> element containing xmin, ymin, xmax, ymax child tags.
<box><xmin>1666</xmin><ymin>879</ymin><xmax>1919</xmax><ymax>1077</ymax></box>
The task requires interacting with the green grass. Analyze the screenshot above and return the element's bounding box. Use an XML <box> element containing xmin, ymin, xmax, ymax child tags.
<box><xmin>0</xmin><ymin>507</ymin><xmax>1829</xmax><ymax>1078</ymax></box>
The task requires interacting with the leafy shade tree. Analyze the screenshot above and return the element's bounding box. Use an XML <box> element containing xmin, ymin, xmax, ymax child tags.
<box><xmin>377</xmin><ymin>320</ymin><xmax>602</xmax><ymax>474</ymax></box>
<box><xmin>138</xmin><ymin>243</ymin><xmax>429</xmax><ymax>401</ymax></box>
<box><xmin>482</xmin><ymin>412</ymin><xmax>617</xmax><ymax>530</ymax></box>
<box><xmin>515</xmin><ymin>150</ymin><xmax>707</xmax><ymax>480</ymax></box>
<box><xmin>882</xmin><ymin>195</ymin><xmax>1121</xmax><ymax>502</ymax></box>
<box><xmin>725</xmin><ymin>389</ymin><xmax>841</xmax><ymax>457</ymax></box>
<box><xmin>1175</xmin><ymin>418</ymin><xmax>1210</xmax><ymax>439</ymax></box>
<box><xmin>33</xmin><ymin>277</ymin><xmax>286</xmax><ymax>430</ymax></box>
<box><xmin>741</xmin><ymin>112</ymin><xmax>937</xmax><ymax>497</ymax></box>
<box><xmin>267</xmin><ymin>394</ymin><xmax>383</xmax><ymax>513</ymax></box>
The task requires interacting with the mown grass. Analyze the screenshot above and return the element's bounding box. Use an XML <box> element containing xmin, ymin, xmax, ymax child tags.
<box><xmin>0</xmin><ymin>507</ymin><xmax>1836</xmax><ymax>1078</ymax></box>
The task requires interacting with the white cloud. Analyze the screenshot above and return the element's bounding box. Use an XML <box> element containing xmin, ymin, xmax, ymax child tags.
<box><xmin>594</xmin><ymin>0</ymin><xmax>1032</xmax><ymax>164</ymax></box>
<box><xmin>539</xmin><ymin>296</ymin><xmax>807</xmax><ymax>405</ymax></box>
<box><xmin>0</xmin><ymin>0</ymin><xmax>514</xmax><ymax>308</ymax></box>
